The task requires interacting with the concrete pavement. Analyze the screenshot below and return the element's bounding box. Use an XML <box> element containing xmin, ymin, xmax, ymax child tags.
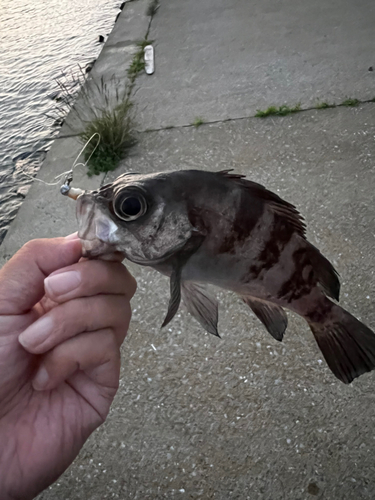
<box><xmin>38</xmin><ymin>105</ymin><xmax>375</xmax><ymax>500</ymax></box>
<box><xmin>1</xmin><ymin>0</ymin><xmax>375</xmax><ymax>498</ymax></box>
<box><xmin>134</xmin><ymin>0</ymin><xmax>375</xmax><ymax>130</ymax></box>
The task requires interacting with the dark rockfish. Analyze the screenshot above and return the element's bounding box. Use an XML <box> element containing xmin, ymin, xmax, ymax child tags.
<box><xmin>76</xmin><ymin>170</ymin><xmax>375</xmax><ymax>384</ymax></box>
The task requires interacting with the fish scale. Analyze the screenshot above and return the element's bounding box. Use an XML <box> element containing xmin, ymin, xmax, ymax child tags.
<box><xmin>71</xmin><ymin>169</ymin><xmax>375</xmax><ymax>384</ymax></box>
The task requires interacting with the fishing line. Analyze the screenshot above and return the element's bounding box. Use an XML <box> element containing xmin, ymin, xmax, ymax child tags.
<box><xmin>22</xmin><ymin>133</ymin><xmax>100</xmax><ymax>188</ymax></box>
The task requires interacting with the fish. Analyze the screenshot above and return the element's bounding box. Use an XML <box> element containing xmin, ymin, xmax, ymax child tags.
<box><xmin>75</xmin><ymin>169</ymin><xmax>375</xmax><ymax>384</ymax></box>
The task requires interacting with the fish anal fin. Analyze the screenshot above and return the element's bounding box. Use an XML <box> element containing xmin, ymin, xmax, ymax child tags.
<box><xmin>181</xmin><ymin>282</ymin><xmax>220</xmax><ymax>337</ymax></box>
<box><xmin>309</xmin><ymin>244</ymin><xmax>340</xmax><ymax>301</ymax></box>
<box><xmin>242</xmin><ymin>296</ymin><xmax>288</xmax><ymax>341</ymax></box>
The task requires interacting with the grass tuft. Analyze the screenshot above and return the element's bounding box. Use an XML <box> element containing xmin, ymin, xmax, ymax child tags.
<box><xmin>341</xmin><ymin>98</ymin><xmax>360</xmax><ymax>107</ymax></box>
<box><xmin>315</xmin><ymin>101</ymin><xmax>336</xmax><ymax>109</ymax></box>
<box><xmin>127</xmin><ymin>39</ymin><xmax>153</xmax><ymax>80</ymax></box>
<box><xmin>255</xmin><ymin>103</ymin><xmax>301</xmax><ymax>118</ymax></box>
<box><xmin>78</xmin><ymin>78</ymin><xmax>136</xmax><ymax>176</ymax></box>
<box><xmin>127</xmin><ymin>56</ymin><xmax>145</xmax><ymax>79</ymax></box>
<box><xmin>192</xmin><ymin>117</ymin><xmax>204</xmax><ymax>127</ymax></box>
<box><xmin>47</xmin><ymin>67</ymin><xmax>86</xmax><ymax>127</ymax></box>
<box><xmin>255</xmin><ymin>106</ymin><xmax>278</xmax><ymax>117</ymax></box>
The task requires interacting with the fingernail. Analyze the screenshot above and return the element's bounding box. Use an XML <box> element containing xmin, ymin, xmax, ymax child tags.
<box><xmin>65</xmin><ymin>232</ymin><xmax>79</xmax><ymax>240</ymax></box>
<box><xmin>19</xmin><ymin>316</ymin><xmax>54</xmax><ymax>350</ymax></box>
<box><xmin>32</xmin><ymin>367</ymin><xmax>49</xmax><ymax>391</ymax></box>
<box><xmin>45</xmin><ymin>271</ymin><xmax>81</xmax><ymax>297</ymax></box>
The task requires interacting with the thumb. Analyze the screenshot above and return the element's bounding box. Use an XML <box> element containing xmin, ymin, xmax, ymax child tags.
<box><xmin>0</xmin><ymin>236</ymin><xmax>82</xmax><ymax>315</ymax></box>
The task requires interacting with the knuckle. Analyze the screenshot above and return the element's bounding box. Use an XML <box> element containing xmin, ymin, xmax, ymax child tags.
<box><xmin>108</xmin><ymin>262</ymin><xmax>137</xmax><ymax>297</ymax></box>
<box><xmin>37</xmin><ymin>299</ymin><xmax>88</xmax><ymax>350</ymax></box>
<box><xmin>37</xmin><ymin>311</ymin><xmax>67</xmax><ymax>350</ymax></box>
<box><xmin>112</xmin><ymin>296</ymin><xmax>132</xmax><ymax>323</ymax></box>
<box><xmin>80</xmin><ymin>297</ymin><xmax>97</xmax><ymax>330</ymax></box>
<box><xmin>80</xmin><ymin>259</ymin><xmax>112</xmax><ymax>289</ymax></box>
<box><xmin>97</xmin><ymin>328</ymin><xmax>119</xmax><ymax>356</ymax></box>
<box><xmin>113</xmin><ymin>300</ymin><xmax>132</xmax><ymax>343</ymax></box>
<box><xmin>22</xmin><ymin>238</ymin><xmax>44</xmax><ymax>254</ymax></box>
<box><xmin>105</xmin><ymin>328</ymin><xmax>119</xmax><ymax>350</ymax></box>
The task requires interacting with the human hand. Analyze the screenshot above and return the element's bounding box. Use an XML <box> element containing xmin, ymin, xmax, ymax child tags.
<box><xmin>0</xmin><ymin>235</ymin><xmax>136</xmax><ymax>499</ymax></box>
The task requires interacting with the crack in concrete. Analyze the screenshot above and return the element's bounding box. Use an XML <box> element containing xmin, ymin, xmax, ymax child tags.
<box><xmin>139</xmin><ymin>98</ymin><xmax>375</xmax><ymax>134</ymax></box>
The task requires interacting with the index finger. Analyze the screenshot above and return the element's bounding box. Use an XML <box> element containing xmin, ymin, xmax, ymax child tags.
<box><xmin>0</xmin><ymin>237</ymin><xmax>82</xmax><ymax>315</ymax></box>
<box><xmin>44</xmin><ymin>260</ymin><xmax>137</xmax><ymax>303</ymax></box>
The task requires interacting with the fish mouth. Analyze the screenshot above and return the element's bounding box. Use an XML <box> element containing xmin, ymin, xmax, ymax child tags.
<box><xmin>80</xmin><ymin>240</ymin><xmax>181</xmax><ymax>266</ymax></box>
<box><xmin>77</xmin><ymin>194</ymin><xmax>122</xmax><ymax>259</ymax></box>
<box><xmin>80</xmin><ymin>238</ymin><xmax>117</xmax><ymax>259</ymax></box>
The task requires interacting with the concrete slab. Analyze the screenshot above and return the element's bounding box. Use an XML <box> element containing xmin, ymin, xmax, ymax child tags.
<box><xmin>134</xmin><ymin>0</ymin><xmax>375</xmax><ymax>129</ymax></box>
<box><xmin>37</xmin><ymin>105</ymin><xmax>375</xmax><ymax>499</ymax></box>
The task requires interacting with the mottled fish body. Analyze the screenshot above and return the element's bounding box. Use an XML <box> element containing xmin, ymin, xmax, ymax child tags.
<box><xmin>76</xmin><ymin>170</ymin><xmax>375</xmax><ymax>384</ymax></box>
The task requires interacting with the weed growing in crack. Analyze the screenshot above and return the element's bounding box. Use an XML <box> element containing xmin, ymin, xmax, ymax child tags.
<box><xmin>315</xmin><ymin>101</ymin><xmax>336</xmax><ymax>109</ymax></box>
<box><xmin>127</xmin><ymin>39</ymin><xmax>154</xmax><ymax>81</ymax></box>
<box><xmin>255</xmin><ymin>103</ymin><xmax>301</xmax><ymax>118</ymax></box>
<box><xmin>341</xmin><ymin>98</ymin><xmax>360</xmax><ymax>107</ymax></box>
<box><xmin>192</xmin><ymin>117</ymin><xmax>204</xmax><ymax>127</ymax></box>
<box><xmin>128</xmin><ymin>54</ymin><xmax>145</xmax><ymax>79</ymax></box>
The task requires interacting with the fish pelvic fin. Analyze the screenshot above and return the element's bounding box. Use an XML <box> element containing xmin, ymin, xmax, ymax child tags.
<box><xmin>161</xmin><ymin>267</ymin><xmax>182</xmax><ymax>328</ymax></box>
<box><xmin>161</xmin><ymin>232</ymin><xmax>206</xmax><ymax>329</ymax></box>
<box><xmin>308</xmin><ymin>302</ymin><xmax>375</xmax><ymax>383</ymax></box>
<box><xmin>181</xmin><ymin>282</ymin><xmax>220</xmax><ymax>337</ymax></box>
<box><xmin>242</xmin><ymin>296</ymin><xmax>288</xmax><ymax>341</ymax></box>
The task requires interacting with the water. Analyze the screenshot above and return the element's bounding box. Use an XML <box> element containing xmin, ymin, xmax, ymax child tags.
<box><xmin>0</xmin><ymin>0</ymin><xmax>121</xmax><ymax>244</ymax></box>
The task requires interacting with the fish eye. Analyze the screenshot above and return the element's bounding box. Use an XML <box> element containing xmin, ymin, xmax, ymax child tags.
<box><xmin>113</xmin><ymin>192</ymin><xmax>147</xmax><ymax>221</ymax></box>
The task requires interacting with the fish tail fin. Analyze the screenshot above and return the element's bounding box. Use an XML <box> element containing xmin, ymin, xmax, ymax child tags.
<box><xmin>308</xmin><ymin>303</ymin><xmax>375</xmax><ymax>383</ymax></box>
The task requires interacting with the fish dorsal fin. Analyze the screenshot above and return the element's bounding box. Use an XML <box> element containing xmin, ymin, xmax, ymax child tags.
<box><xmin>217</xmin><ymin>170</ymin><xmax>306</xmax><ymax>238</ymax></box>
<box><xmin>242</xmin><ymin>296</ymin><xmax>288</xmax><ymax>341</ymax></box>
<box><xmin>181</xmin><ymin>282</ymin><xmax>220</xmax><ymax>337</ymax></box>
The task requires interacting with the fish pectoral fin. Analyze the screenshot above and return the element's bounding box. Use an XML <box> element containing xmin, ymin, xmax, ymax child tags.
<box><xmin>242</xmin><ymin>296</ymin><xmax>288</xmax><ymax>341</ymax></box>
<box><xmin>181</xmin><ymin>282</ymin><xmax>220</xmax><ymax>337</ymax></box>
<box><xmin>161</xmin><ymin>267</ymin><xmax>182</xmax><ymax>328</ymax></box>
